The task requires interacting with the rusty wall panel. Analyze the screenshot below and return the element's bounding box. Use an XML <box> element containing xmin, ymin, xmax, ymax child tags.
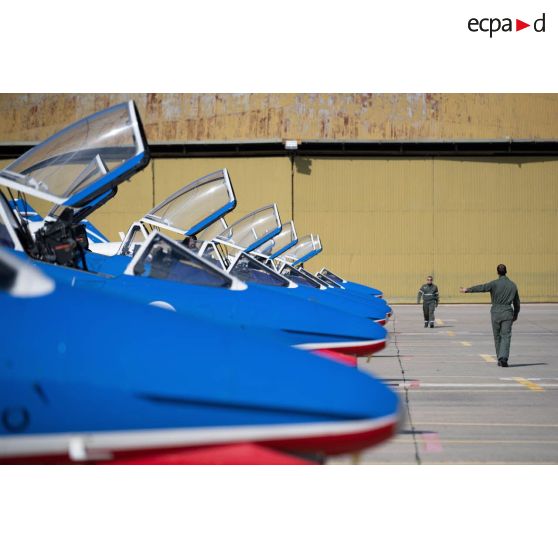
<box><xmin>1</xmin><ymin>94</ymin><xmax>558</xmax><ymax>144</ymax></box>
<box><xmin>295</xmin><ymin>157</ymin><xmax>558</xmax><ymax>303</ymax></box>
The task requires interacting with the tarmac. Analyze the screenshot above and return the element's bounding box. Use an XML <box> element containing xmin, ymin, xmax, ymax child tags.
<box><xmin>329</xmin><ymin>303</ymin><xmax>558</xmax><ymax>464</ymax></box>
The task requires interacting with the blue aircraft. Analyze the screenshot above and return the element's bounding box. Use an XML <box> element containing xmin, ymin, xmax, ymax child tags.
<box><xmin>83</xmin><ymin>173</ymin><xmax>391</xmax><ymax>343</ymax></box>
<box><xmin>0</xmin><ymin>102</ymin><xmax>387</xmax><ymax>358</ymax></box>
<box><xmin>276</xmin><ymin>234</ymin><xmax>388</xmax><ymax>310</ymax></box>
<box><xmin>278</xmin><ymin>234</ymin><xmax>385</xmax><ymax>299</ymax></box>
<box><xmin>0</xmin><ymin>247</ymin><xmax>402</xmax><ymax>464</ymax></box>
<box><xmin>201</xmin><ymin>207</ymin><xmax>392</xmax><ymax>331</ymax></box>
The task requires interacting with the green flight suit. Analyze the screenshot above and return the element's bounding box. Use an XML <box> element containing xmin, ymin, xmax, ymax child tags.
<box><xmin>417</xmin><ymin>283</ymin><xmax>439</xmax><ymax>324</ymax></box>
<box><xmin>467</xmin><ymin>276</ymin><xmax>520</xmax><ymax>361</ymax></box>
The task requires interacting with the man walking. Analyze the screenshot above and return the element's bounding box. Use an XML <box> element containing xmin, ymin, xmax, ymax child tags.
<box><xmin>460</xmin><ymin>264</ymin><xmax>520</xmax><ymax>367</ymax></box>
<box><xmin>417</xmin><ymin>275</ymin><xmax>439</xmax><ymax>328</ymax></box>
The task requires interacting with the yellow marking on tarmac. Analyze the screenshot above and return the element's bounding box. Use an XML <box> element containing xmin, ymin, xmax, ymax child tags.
<box><xmin>393</xmin><ymin>439</ymin><xmax>558</xmax><ymax>445</ymax></box>
<box><xmin>436</xmin><ymin>319</ymin><xmax>444</xmax><ymax>325</ymax></box>
<box><xmin>513</xmin><ymin>377</ymin><xmax>545</xmax><ymax>392</ymax></box>
<box><xmin>460</xmin><ymin>341</ymin><xmax>472</xmax><ymax>347</ymax></box>
<box><xmin>480</xmin><ymin>354</ymin><xmax>496</xmax><ymax>363</ymax></box>
<box><xmin>415</xmin><ymin>421</ymin><xmax>558</xmax><ymax>428</ymax></box>
<box><xmin>350</xmin><ymin>453</ymin><xmax>361</xmax><ymax>465</ymax></box>
<box><xmin>446</xmin><ymin>331</ymin><xmax>455</xmax><ymax>337</ymax></box>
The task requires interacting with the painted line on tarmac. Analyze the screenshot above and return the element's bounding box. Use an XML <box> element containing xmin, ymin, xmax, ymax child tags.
<box><xmin>420</xmin><ymin>433</ymin><xmax>443</xmax><ymax>453</ymax></box>
<box><xmin>397</xmin><ymin>332</ymin><xmax>556</xmax><ymax>336</ymax></box>
<box><xmin>501</xmin><ymin>377</ymin><xmax>558</xmax><ymax>382</ymax></box>
<box><xmin>446</xmin><ymin>331</ymin><xmax>456</xmax><ymax>337</ymax></box>
<box><xmin>393</xmin><ymin>439</ymin><xmax>558</xmax><ymax>445</ymax></box>
<box><xmin>399</xmin><ymin>382</ymin><xmax>525</xmax><ymax>388</ymax></box>
<box><xmin>401</xmin><ymin>389</ymin><xmax>556</xmax><ymax>393</ymax></box>
<box><xmin>512</xmin><ymin>377</ymin><xmax>545</xmax><ymax>392</ymax></box>
<box><xmin>414</xmin><ymin>421</ymin><xmax>558</xmax><ymax>428</ymax></box>
<box><xmin>436</xmin><ymin>319</ymin><xmax>444</xmax><ymax>325</ymax></box>
<box><xmin>480</xmin><ymin>354</ymin><xmax>497</xmax><ymax>363</ymax></box>
<box><xmin>460</xmin><ymin>341</ymin><xmax>472</xmax><ymax>346</ymax></box>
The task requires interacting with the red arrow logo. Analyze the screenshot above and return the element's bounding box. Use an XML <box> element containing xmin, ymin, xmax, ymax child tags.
<box><xmin>516</xmin><ymin>19</ymin><xmax>530</xmax><ymax>31</ymax></box>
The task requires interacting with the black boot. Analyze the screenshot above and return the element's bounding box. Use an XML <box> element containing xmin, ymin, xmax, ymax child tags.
<box><xmin>424</xmin><ymin>321</ymin><xmax>428</xmax><ymax>328</ymax></box>
<box><xmin>499</xmin><ymin>358</ymin><xmax>508</xmax><ymax>368</ymax></box>
<box><xmin>429</xmin><ymin>322</ymin><xmax>434</xmax><ymax>328</ymax></box>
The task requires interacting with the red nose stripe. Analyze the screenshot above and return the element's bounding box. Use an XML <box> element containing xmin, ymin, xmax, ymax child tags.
<box><xmin>312</xmin><ymin>349</ymin><xmax>358</xmax><ymax>366</ymax></box>
<box><xmin>328</xmin><ymin>339</ymin><xmax>386</xmax><ymax>357</ymax></box>
<box><xmin>265</xmin><ymin>420</ymin><xmax>398</xmax><ymax>455</ymax></box>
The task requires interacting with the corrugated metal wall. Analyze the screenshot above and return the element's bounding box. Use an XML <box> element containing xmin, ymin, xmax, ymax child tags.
<box><xmin>295</xmin><ymin>157</ymin><xmax>558</xmax><ymax>303</ymax></box>
<box><xmin>2</xmin><ymin>155</ymin><xmax>556</xmax><ymax>302</ymax></box>
<box><xmin>3</xmin><ymin>155</ymin><xmax>556</xmax><ymax>302</ymax></box>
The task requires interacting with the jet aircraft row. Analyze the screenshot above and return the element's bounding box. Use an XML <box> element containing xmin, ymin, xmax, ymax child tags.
<box><xmin>0</xmin><ymin>101</ymin><xmax>401</xmax><ymax>464</ymax></box>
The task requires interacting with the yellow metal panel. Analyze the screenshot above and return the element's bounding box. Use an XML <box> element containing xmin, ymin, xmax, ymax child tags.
<box><xmin>294</xmin><ymin>158</ymin><xmax>435</xmax><ymax>302</ymax></box>
<box><xmin>295</xmin><ymin>157</ymin><xmax>558</xmax><ymax>303</ymax></box>
<box><xmin>432</xmin><ymin>158</ymin><xmax>558</xmax><ymax>303</ymax></box>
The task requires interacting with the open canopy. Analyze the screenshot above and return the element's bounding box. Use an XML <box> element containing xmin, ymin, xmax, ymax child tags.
<box><xmin>216</xmin><ymin>204</ymin><xmax>281</xmax><ymax>253</ymax></box>
<box><xmin>142</xmin><ymin>169</ymin><xmax>235</xmax><ymax>237</ymax></box>
<box><xmin>255</xmin><ymin>220</ymin><xmax>298</xmax><ymax>258</ymax></box>
<box><xmin>197</xmin><ymin>217</ymin><xmax>228</xmax><ymax>242</ymax></box>
<box><xmin>280</xmin><ymin>234</ymin><xmax>322</xmax><ymax>266</ymax></box>
<box><xmin>0</xmin><ymin>101</ymin><xmax>149</xmax><ymax>209</ymax></box>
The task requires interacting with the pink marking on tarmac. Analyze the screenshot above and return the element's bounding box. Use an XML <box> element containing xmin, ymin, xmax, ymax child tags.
<box><xmin>409</xmin><ymin>380</ymin><xmax>420</xmax><ymax>389</ymax></box>
<box><xmin>421</xmin><ymin>433</ymin><xmax>443</xmax><ymax>453</ymax></box>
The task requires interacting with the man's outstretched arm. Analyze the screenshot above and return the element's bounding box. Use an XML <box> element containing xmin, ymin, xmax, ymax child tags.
<box><xmin>460</xmin><ymin>281</ymin><xmax>493</xmax><ymax>294</ymax></box>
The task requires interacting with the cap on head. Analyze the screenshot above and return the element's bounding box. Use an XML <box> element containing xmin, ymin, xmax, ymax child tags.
<box><xmin>497</xmin><ymin>264</ymin><xmax>507</xmax><ymax>276</ymax></box>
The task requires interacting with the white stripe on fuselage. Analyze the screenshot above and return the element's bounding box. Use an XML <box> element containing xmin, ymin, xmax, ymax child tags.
<box><xmin>0</xmin><ymin>414</ymin><xmax>398</xmax><ymax>460</ymax></box>
<box><xmin>294</xmin><ymin>339</ymin><xmax>385</xmax><ymax>351</ymax></box>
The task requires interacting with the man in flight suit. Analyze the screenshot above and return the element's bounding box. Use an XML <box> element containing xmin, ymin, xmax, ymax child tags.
<box><xmin>417</xmin><ymin>275</ymin><xmax>439</xmax><ymax>328</ymax></box>
<box><xmin>460</xmin><ymin>264</ymin><xmax>520</xmax><ymax>367</ymax></box>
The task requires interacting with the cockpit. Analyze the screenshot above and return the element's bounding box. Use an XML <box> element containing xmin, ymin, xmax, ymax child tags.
<box><xmin>125</xmin><ymin>232</ymin><xmax>245</xmax><ymax>290</ymax></box>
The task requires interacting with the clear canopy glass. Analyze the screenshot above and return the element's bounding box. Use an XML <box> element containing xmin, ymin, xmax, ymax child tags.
<box><xmin>142</xmin><ymin>169</ymin><xmax>235</xmax><ymax>236</ymax></box>
<box><xmin>129</xmin><ymin>233</ymin><xmax>232</xmax><ymax>289</ymax></box>
<box><xmin>281</xmin><ymin>264</ymin><xmax>321</xmax><ymax>289</ymax></box>
<box><xmin>0</xmin><ymin>101</ymin><xmax>146</xmax><ymax>208</ymax></box>
<box><xmin>316</xmin><ymin>272</ymin><xmax>341</xmax><ymax>288</ymax></box>
<box><xmin>119</xmin><ymin>223</ymin><xmax>149</xmax><ymax>257</ymax></box>
<box><xmin>216</xmin><ymin>204</ymin><xmax>281</xmax><ymax>252</ymax></box>
<box><xmin>230</xmin><ymin>253</ymin><xmax>290</xmax><ymax>287</ymax></box>
<box><xmin>256</xmin><ymin>220</ymin><xmax>297</xmax><ymax>258</ymax></box>
<box><xmin>280</xmin><ymin>234</ymin><xmax>322</xmax><ymax>266</ymax></box>
<box><xmin>319</xmin><ymin>268</ymin><xmax>345</xmax><ymax>283</ymax></box>
<box><xmin>197</xmin><ymin>217</ymin><xmax>228</xmax><ymax>242</ymax></box>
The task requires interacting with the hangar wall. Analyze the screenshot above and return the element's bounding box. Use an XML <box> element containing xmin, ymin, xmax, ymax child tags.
<box><xmin>2</xmin><ymin>154</ymin><xmax>557</xmax><ymax>303</ymax></box>
<box><xmin>294</xmin><ymin>157</ymin><xmax>558</xmax><ymax>303</ymax></box>
<box><xmin>1</xmin><ymin>94</ymin><xmax>557</xmax><ymax>302</ymax></box>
